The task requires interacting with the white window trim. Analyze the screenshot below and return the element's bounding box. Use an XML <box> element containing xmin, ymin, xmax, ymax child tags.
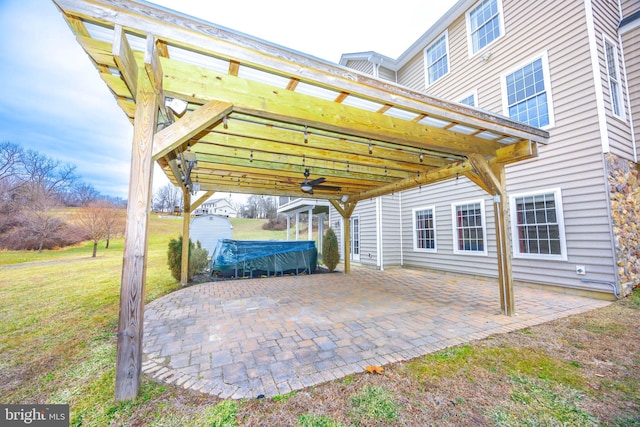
<box><xmin>602</xmin><ymin>34</ymin><xmax>626</xmax><ymax>122</ymax></box>
<box><xmin>451</xmin><ymin>199</ymin><xmax>488</xmax><ymax>256</ymax></box>
<box><xmin>465</xmin><ymin>0</ymin><xmax>505</xmax><ymax>58</ymax></box>
<box><xmin>500</xmin><ymin>50</ymin><xmax>556</xmax><ymax>129</ymax></box>
<box><xmin>424</xmin><ymin>30</ymin><xmax>450</xmax><ymax>87</ymax></box>
<box><xmin>412</xmin><ymin>206</ymin><xmax>437</xmax><ymax>253</ymax></box>
<box><xmin>509</xmin><ymin>188</ymin><xmax>567</xmax><ymax>261</ymax></box>
<box><xmin>459</xmin><ymin>89</ymin><xmax>479</xmax><ymax>107</ymax></box>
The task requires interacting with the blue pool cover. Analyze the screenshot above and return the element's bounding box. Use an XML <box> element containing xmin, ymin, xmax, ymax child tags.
<box><xmin>210</xmin><ymin>239</ymin><xmax>318</xmax><ymax>277</ymax></box>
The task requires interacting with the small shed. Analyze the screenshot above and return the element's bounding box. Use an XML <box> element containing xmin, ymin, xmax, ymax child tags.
<box><xmin>190</xmin><ymin>214</ymin><xmax>233</xmax><ymax>257</ymax></box>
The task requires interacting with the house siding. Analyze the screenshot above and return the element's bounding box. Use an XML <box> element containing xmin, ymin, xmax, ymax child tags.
<box><xmin>378</xmin><ymin>66</ymin><xmax>397</xmax><ymax>82</ymax></box>
<box><xmin>337</xmin><ymin>0</ymin><xmax>631</xmax><ymax>295</ymax></box>
<box><xmin>353</xmin><ymin>202</ymin><xmax>378</xmax><ymax>267</ymax></box>
<box><xmin>344</xmin><ymin>59</ymin><xmax>373</xmax><ymax>75</ymax></box>
<box><xmin>379</xmin><ymin>194</ymin><xmax>401</xmax><ymax>267</ymax></box>
<box><xmin>593</xmin><ymin>0</ymin><xmax>636</xmax><ymax>160</ymax></box>
<box><xmin>400</xmin><ymin>179</ymin><xmax>499</xmax><ymax>278</ymax></box>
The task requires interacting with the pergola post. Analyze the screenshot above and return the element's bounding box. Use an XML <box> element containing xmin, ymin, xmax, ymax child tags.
<box><xmin>317</xmin><ymin>214</ymin><xmax>325</xmax><ymax>254</ymax></box>
<box><xmin>180</xmin><ymin>190</ymin><xmax>191</xmax><ymax>286</ymax></box>
<box><xmin>307</xmin><ymin>207</ymin><xmax>313</xmax><ymax>240</ymax></box>
<box><xmin>492</xmin><ymin>165</ymin><xmax>515</xmax><ymax>315</ymax></box>
<box><xmin>330</xmin><ymin>200</ymin><xmax>356</xmax><ymax>274</ymax></box>
<box><xmin>115</xmin><ymin>59</ymin><xmax>159</xmax><ymax>400</ymax></box>
<box><xmin>467</xmin><ymin>154</ymin><xmax>515</xmax><ymax>316</ymax></box>
<box><xmin>286</xmin><ymin>215</ymin><xmax>291</xmax><ymax>240</ymax></box>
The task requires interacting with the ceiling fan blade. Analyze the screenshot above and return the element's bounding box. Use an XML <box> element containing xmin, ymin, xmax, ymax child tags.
<box><xmin>312</xmin><ymin>184</ymin><xmax>341</xmax><ymax>191</ymax></box>
<box><xmin>308</xmin><ymin>177</ymin><xmax>326</xmax><ymax>186</ymax></box>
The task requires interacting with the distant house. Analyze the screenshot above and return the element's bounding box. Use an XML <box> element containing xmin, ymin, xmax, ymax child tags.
<box><xmin>322</xmin><ymin>0</ymin><xmax>640</xmax><ymax>299</ymax></box>
<box><xmin>193</xmin><ymin>197</ymin><xmax>238</xmax><ymax>218</ymax></box>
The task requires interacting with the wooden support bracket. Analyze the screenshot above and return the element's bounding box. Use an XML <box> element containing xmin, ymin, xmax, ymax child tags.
<box><xmin>152</xmin><ymin>100</ymin><xmax>234</xmax><ymax>161</ymax></box>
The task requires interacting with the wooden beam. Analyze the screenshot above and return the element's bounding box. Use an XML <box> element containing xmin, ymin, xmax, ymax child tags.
<box><xmin>198</xmin><ymin>131</ymin><xmax>434</xmax><ymax>173</ymax></box>
<box><xmin>144</xmin><ymin>35</ymin><xmax>163</xmax><ymax>96</ymax></box>
<box><xmin>113</xmin><ymin>24</ymin><xmax>138</xmax><ymax>99</ymax></box>
<box><xmin>495</xmin><ymin>139</ymin><xmax>538</xmax><ymax>164</ymax></box>
<box><xmin>194</xmin><ymin>155</ymin><xmax>397</xmax><ymax>185</ymax></box>
<box><xmin>194</xmin><ymin>139</ymin><xmax>412</xmax><ymax>179</ymax></box>
<box><xmin>53</xmin><ymin>0</ymin><xmax>549</xmax><ymax>144</ymax></box>
<box><xmin>467</xmin><ymin>153</ymin><xmax>502</xmax><ymax>195</ymax></box>
<box><xmin>211</xmin><ymin>118</ymin><xmax>449</xmax><ymax>168</ymax></box>
<box><xmin>464</xmin><ymin>171</ymin><xmax>493</xmax><ymax>195</ymax></box>
<box><xmin>181</xmin><ymin>190</ymin><xmax>191</xmax><ymax>286</ymax></box>
<box><xmin>191</xmin><ymin>190</ymin><xmax>215</xmax><ymax>211</ymax></box>
<box><xmin>152</xmin><ymin>100</ymin><xmax>233</xmax><ymax>160</ymax></box>
<box><xmin>115</xmin><ymin>65</ymin><xmax>159</xmax><ymax>401</ymax></box>
<box><xmin>159</xmin><ymin>58</ymin><xmax>501</xmax><ymax>157</ymax></box>
<box><xmin>329</xmin><ymin>200</ymin><xmax>356</xmax><ymax>274</ymax></box>
<box><xmin>351</xmin><ymin>161</ymin><xmax>473</xmax><ymax>202</ymax></box>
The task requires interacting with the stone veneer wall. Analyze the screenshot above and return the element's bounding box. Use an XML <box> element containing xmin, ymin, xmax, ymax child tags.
<box><xmin>606</xmin><ymin>153</ymin><xmax>640</xmax><ymax>295</ymax></box>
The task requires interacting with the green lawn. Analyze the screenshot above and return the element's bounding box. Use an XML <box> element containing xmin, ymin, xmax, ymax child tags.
<box><xmin>1</xmin><ymin>214</ymin><xmax>637</xmax><ymax>426</ymax></box>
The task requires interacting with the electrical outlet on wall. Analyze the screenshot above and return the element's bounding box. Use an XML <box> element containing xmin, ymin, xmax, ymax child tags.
<box><xmin>576</xmin><ymin>265</ymin><xmax>586</xmax><ymax>275</ymax></box>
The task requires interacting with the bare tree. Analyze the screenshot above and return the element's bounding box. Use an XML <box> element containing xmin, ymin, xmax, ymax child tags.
<box><xmin>76</xmin><ymin>200</ymin><xmax>110</xmax><ymax>257</ymax></box>
<box><xmin>101</xmin><ymin>200</ymin><xmax>125</xmax><ymax>248</ymax></box>
<box><xmin>20</xmin><ymin>185</ymin><xmax>65</xmax><ymax>253</ymax></box>
<box><xmin>71</xmin><ymin>182</ymin><xmax>101</xmax><ymax>207</ymax></box>
<box><xmin>0</xmin><ymin>141</ymin><xmax>22</xmax><ymax>181</ymax></box>
<box><xmin>153</xmin><ymin>183</ymin><xmax>182</xmax><ymax>213</ymax></box>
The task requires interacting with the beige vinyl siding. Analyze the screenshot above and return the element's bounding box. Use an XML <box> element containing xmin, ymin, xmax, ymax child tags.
<box><xmin>396</xmin><ymin>52</ymin><xmax>426</xmax><ymax>91</ymax></box>
<box><xmin>593</xmin><ymin>0</ymin><xmax>635</xmax><ymax>160</ymax></box>
<box><xmin>390</xmin><ymin>0</ymin><xmax>618</xmax><ymax>292</ymax></box>
<box><xmin>620</xmin><ymin>0</ymin><xmax>640</xmax><ymax>16</ymax></box>
<box><xmin>378</xmin><ymin>66</ymin><xmax>396</xmax><ymax>82</ymax></box>
<box><xmin>344</xmin><ymin>59</ymin><xmax>373</xmax><ymax>75</ymax></box>
<box><xmin>621</xmin><ymin>27</ymin><xmax>640</xmax><ymax>155</ymax></box>
<box><xmin>399</xmin><ymin>178</ymin><xmax>499</xmax><ymax>278</ymax></box>
<box><xmin>352</xmin><ymin>203</ymin><xmax>378</xmax><ymax>266</ymax></box>
<box><xmin>380</xmin><ymin>194</ymin><xmax>402</xmax><ymax>266</ymax></box>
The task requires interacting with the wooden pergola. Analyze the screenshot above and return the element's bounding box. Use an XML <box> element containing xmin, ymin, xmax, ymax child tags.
<box><xmin>53</xmin><ymin>0</ymin><xmax>549</xmax><ymax>400</ymax></box>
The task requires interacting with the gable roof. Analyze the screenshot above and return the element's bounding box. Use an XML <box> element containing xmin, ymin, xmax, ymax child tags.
<box><xmin>340</xmin><ymin>0</ymin><xmax>474</xmax><ymax>70</ymax></box>
<box><xmin>53</xmin><ymin>0</ymin><xmax>547</xmax><ymax>203</ymax></box>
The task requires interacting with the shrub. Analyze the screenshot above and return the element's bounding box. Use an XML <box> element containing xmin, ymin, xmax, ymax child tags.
<box><xmin>322</xmin><ymin>227</ymin><xmax>340</xmax><ymax>272</ymax></box>
<box><xmin>167</xmin><ymin>236</ymin><xmax>209</xmax><ymax>282</ymax></box>
<box><xmin>262</xmin><ymin>216</ymin><xmax>288</xmax><ymax>231</ymax></box>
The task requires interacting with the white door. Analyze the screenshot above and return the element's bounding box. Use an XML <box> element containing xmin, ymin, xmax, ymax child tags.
<box><xmin>350</xmin><ymin>215</ymin><xmax>360</xmax><ymax>261</ymax></box>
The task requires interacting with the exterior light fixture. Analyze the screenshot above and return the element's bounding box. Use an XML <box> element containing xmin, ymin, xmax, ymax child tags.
<box><xmin>165</xmin><ymin>97</ymin><xmax>188</xmax><ymax>115</ymax></box>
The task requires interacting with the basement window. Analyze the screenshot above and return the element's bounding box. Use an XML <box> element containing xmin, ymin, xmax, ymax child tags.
<box><xmin>509</xmin><ymin>188</ymin><xmax>567</xmax><ymax>260</ymax></box>
<box><xmin>452</xmin><ymin>200</ymin><xmax>487</xmax><ymax>255</ymax></box>
<box><xmin>413</xmin><ymin>206</ymin><xmax>437</xmax><ymax>252</ymax></box>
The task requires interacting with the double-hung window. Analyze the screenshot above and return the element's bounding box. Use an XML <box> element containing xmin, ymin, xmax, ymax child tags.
<box><xmin>459</xmin><ymin>90</ymin><xmax>478</xmax><ymax>107</ymax></box>
<box><xmin>603</xmin><ymin>36</ymin><xmax>624</xmax><ymax>119</ymax></box>
<box><xmin>510</xmin><ymin>189</ymin><xmax>567</xmax><ymax>260</ymax></box>
<box><xmin>413</xmin><ymin>207</ymin><xmax>436</xmax><ymax>252</ymax></box>
<box><xmin>452</xmin><ymin>200</ymin><xmax>486</xmax><ymax>255</ymax></box>
<box><xmin>425</xmin><ymin>32</ymin><xmax>449</xmax><ymax>85</ymax></box>
<box><xmin>467</xmin><ymin>0</ymin><xmax>504</xmax><ymax>55</ymax></box>
<box><xmin>502</xmin><ymin>53</ymin><xmax>554</xmax><ymax>128</ymax></box>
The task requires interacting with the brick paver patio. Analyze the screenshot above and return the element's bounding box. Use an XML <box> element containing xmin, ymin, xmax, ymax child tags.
<box><xmin>142</xmin><ymin>266</ymin><xmax>611</xmax><ymax>399</ymax></box>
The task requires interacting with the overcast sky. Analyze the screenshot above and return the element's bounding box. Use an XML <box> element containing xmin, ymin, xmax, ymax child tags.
<box><xmin>0</xmin><ymin>0</ymin><xmax>457</xmax><ymax>199</ymax></box>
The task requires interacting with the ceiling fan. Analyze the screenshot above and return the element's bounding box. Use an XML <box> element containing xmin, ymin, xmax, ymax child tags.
<box><xmin>300</xmin><ymin>168</ymin><xmax>341</xmax><ymax>194</ymax></box>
